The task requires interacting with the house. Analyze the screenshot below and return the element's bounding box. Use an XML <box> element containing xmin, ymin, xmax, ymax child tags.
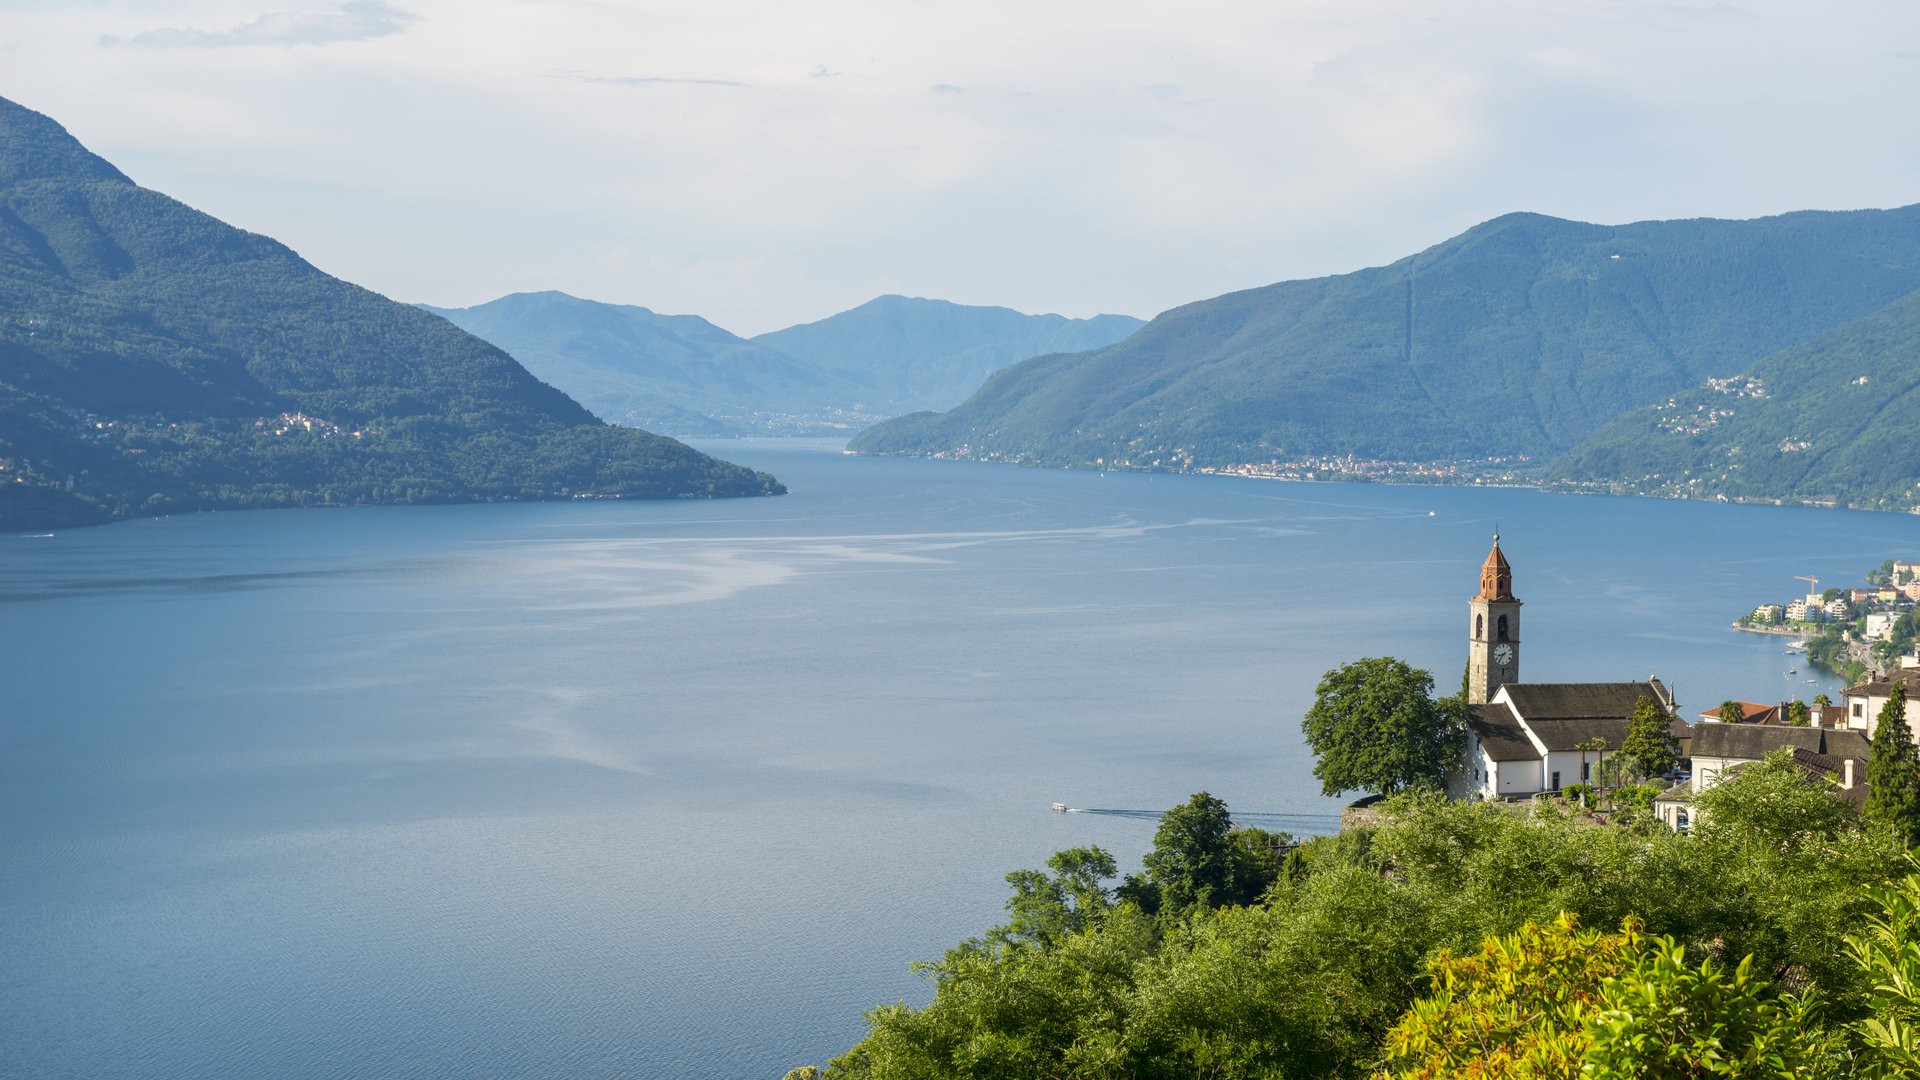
<box><xmin>1827</xmin><ymin>598</ymin><xmax>1851</xmax><ymax>619</ymax></box>
<box><xmin>1449</xmin><ymin>536</ymin><xmax>1681</xmax><ymax>801</ymax></box>
<box><xmin>1653</xmin><ymin>723</ymin><xmax>1868</xmax><ymax>831</ymax></box>
<box><xmin>1787</xmin><ymin>599</ymin><xmax>1814</xmax><ymax>621</ymax></box>
<box><xmin>1698</xmin><ymin>700</ymin><xmax>1791</xmax><ymax>725</ymax></box>
<box><xmin>1867</xmin><ymin>612</ymin><xmax>1897</xmax><ymax>641</ymax></box>
<box><xmin>1843</xmin><ymin>669</ymin><xmax>1920</xmax><ymax>739</ymax></box>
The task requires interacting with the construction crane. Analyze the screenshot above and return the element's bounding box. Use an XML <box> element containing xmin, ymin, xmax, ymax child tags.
<box><xmin>1796</xmin><ymin>574</ymin><xmax>1820</xmax><ymax>598</ymax></box>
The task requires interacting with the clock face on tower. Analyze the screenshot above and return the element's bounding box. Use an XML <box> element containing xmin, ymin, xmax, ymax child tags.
<box><xmin>1493</xmin><ymin>643</ymin><xmax>1514</xmax><ymax>666</ymax></box>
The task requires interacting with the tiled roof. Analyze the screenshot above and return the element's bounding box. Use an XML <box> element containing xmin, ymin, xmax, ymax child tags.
<box><xmin>1466</xmin><ymin>703</ymin><xmax>1540</xmax><ymax>762</ymax></box>
<box><xmin>1691</xmin><ymin>723</ymin><xmax>1823</xmax><ymax>760</ymax></box>
<box><xmin>1503</xmin><ymin>682</ymin><xmax>1661</xmax><ymax>721</ymax></box>
<box><xmin>1845</xmin><ymin>669</ymin><xmax>1920</xmax><ymax>697</ymax></box>
<box><xmin>1653</xmin><ymin>780</ymin><xmax>1691</xmax><ymax>805</ymax></box>
<box><xmin>1525</xmin><ymin>717</ymin><xmax>1632</xmax><ymax>752</ymax></box>
<box><xmin>1478</xmin><ymin>538</ymin><xmax>1517</xmax><ymax>601</ymax></box>
<box><xmin>1820</xmin><ymin>728</ymin><xmax>1871</xmax><ymax>762</ymax></box>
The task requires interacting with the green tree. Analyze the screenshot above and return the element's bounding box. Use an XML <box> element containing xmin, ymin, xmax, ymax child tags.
<box><xmin>1377</xmin><ymin>913</ymin><xmax>1636</xmax><ymax>1079</ymax></box>
<box><xmin>1848</xmin><ymin>857</ymin><xmax>1920</xmax><ymax>1078</ymax></box>
<box><xmin>1815</xmin><ymin>693</ymin><xmax>1833</xmax><ymax>708</ymax></box>
<box><xmin>1786</xmin><ymin>700</ymin><xmax>1812</xmax><ymax>727</ymax></box>
<box><xmin>1866</xmin><ymin>684</ymin><xmax>1920</xmax><ymax>845</ymax></box>
<box><xmin>1301</xmin><ymin>657</ymin><xmax>1464</xmax><ymax>796</ymax></box>
<box><xmin>1583</xmin><ymin>944</ymin><xmax>1825</xmax><ymax>1078</ymax></box>
<box><xmin>1119</xmin><ymin>792</ymin><xmax>1287</xmax><ymax>916</ymax></box>
<box><xmin>1621</xmin><ymin>696</ymin><xmax>1681</xmax><ymax>780</ymax></box>
<box><xmin>991</xmin><ymin>846</ymin><xmax>1117</xmax><ymax>951</ymax></box>
<box><xmin>1720</xmin><ymin>699</ymin><xmax>1750</xmax><ymax>724</ymax></box>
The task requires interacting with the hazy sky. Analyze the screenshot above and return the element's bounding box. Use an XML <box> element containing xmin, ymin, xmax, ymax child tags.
<box><xmin>4</xmin><ymin>1</ymin><xmax>1916</xmax><ymax>334</ymax></box>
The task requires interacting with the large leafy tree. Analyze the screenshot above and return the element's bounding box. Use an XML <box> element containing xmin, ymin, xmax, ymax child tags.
<box><xmin>1620</xmin><ymin>696</ymin><xmax>1681</xmax><ymax>780</ymax></box>
<box><xmin>1301</xmin><ymin>657</ymin><xmax>1464</xmax><ymax>796</ymax></box>
<box><xmin>1867</xmin><ymin>684</ymin><xmax>1920</xmax><ymax>845</ymax></box>
<box><xmin>1118</xmin><ymin>792</ymin><xmax>1288</xmax><ymax>915</ymax></box>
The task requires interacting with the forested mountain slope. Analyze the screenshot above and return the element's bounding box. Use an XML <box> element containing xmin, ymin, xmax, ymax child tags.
<box><xmin>1548</xmin><ymin>288</ymin><xmax>1920</xmax><ymax>510</ymax></box>
<box><xmin>0</xmin><ymin>96</ymin><xmax>781</xmax><ymax>530</ymax></box>
<box><xmin>849</xmin><ymin>206</ymin><xmax>1920</xmax><ymax>470</ymax></box>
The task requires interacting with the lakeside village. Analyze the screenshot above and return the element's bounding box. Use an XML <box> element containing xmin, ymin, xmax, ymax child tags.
<box><xmin>1734</xmin><ymin>559</ymin><xmax>1920</xmax><ymax>684</ymax></box>
<box><xmin>1387</xmin><ymin>540</ymin><xmax>1920</xmax><ymax>834</ymax></box>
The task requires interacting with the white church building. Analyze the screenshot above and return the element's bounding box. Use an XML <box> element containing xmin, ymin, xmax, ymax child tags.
<box><xmin>1448</xmin><ymin>537</ymin><xmax>1681</xmax><ymax>801</ymax></box>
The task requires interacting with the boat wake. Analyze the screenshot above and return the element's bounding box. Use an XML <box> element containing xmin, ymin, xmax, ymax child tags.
<box><xmin>1055</xmin><ymin>806</ymin><xmax>1338</xmax><ymax>832</ymax></box>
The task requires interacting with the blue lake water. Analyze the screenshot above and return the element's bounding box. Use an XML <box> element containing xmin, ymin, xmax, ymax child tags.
<box><xmin>2</xmin><ymin>438</ymin><xmax>1908</xmax><ymax>1078</ymax></box>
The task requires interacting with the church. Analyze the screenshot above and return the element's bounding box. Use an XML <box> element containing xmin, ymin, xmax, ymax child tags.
<box><xmin>1449</xmin><ymin>536</ymin><xmax>1681</xmax><ymax>800</ymax></box>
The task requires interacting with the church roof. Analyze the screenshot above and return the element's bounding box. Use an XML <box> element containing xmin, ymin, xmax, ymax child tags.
<box><xmin>1466</xmin><ymin>703</ymin><xmax>1540</xmax><ymax>761</ymax></box>
<box><xmin>1501</xmin><ymin>682</ymin><xmax>1660</xmax><ymax>721</ymax></box>
<box><xmin>1524</xmin><ymin>717</ymin><xmax>1632</xmax><ymax>752</ymax></box>
<box><xmin>1477</xmin><ymin>536</ymin><xmax>1517</xmax><ymax>601</ymax></box>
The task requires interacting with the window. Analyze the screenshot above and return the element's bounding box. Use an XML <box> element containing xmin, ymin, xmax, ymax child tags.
<box><xmin>1476</xmin><ymin>614</ymin><xmax>1483</xmax><ymax>638</ymax></box>
<box><xmin>1855</xmin><ymin>702</ymin><xmax>1866</xmax><ymax>718</ymax></box>
<box><xmin>1551</xmin><ymin>770</ymin><xmax>1561</xmax><ymax>790</ymax></box>
<box><xmin>1497</xmin><ymin>614</ymin><xmax>1509</xmax><ymax>641</ymax></box>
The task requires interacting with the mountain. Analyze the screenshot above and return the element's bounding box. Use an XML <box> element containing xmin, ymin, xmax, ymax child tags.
<box><xmin>847</xmin><ymin>207</ymin><xmax>1920</xmax><ymax>471</ymax></box>
<box><xmin>422</xmin><ymin>291</ymin><xmax>876</xmax><ymax>436</ymax></box>
<box><xmin>0</xmin><ymin>96</ymin><xmax>781</xmax><ymax>531</ymax></box>
<box><xmin>752</xmin><ymin>294</ymin><xmax>1145</xmax><ymax>414</ymax></box>
<box><xmin>1547</xmin><ymin>288</ymin><xmax>1920</xmax><ymax>511</ymax></box>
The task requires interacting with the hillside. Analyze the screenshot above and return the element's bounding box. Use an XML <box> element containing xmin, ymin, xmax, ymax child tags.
<box><xmin>752</xmin><ymin>295</ymin><xmax>1144</xmax><ymax>414</ymax></box>
<box><xmin>0</xmin><ymin>96</ymin><xmax>781</xmax><ymax>531</ymax></box>
<box><xmin>1547</xmin><ymin>288</ymin><xmax>1920</xmax><ymax>511</ymax></box>
<box><xmin>422</xmin><ymin>292</ymin><xmax>876</xmax><ymax>436</ymax></box>
<box><xmin>847</xmin><ymin>207</ymin><xmax>1920</xmax><ymax>471</ymax></box>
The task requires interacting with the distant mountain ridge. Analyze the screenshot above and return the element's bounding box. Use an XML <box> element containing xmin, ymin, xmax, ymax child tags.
<box><xmin>849</xmin><ymin>206</ymin><xmax>1920</xmax><ymax>476</ymax></box>
<box><xmin>0</xmin><ymin>96</ymin><xmax>781</xmax><ymax>530</ymax></box>
<box><xmin>427</xmin><ymin>292</ymin><xmax>1145</xmax><ymax>436</ymax></box>
<box><xmin>751</xmin><ymin>295</ymin><xmax>1145</xmax><ymax>415</ymax></box>
<box><xmin>421</xmin><ymin>291</ymin><xmax>872</xmax><ymax>436</ymax></box>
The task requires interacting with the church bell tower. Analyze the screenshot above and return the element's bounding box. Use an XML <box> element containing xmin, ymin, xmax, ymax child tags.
<box><xmin>1467</xmin><ymin>534</ymin><xmax>1521</xmax><ymax>704</ymax></box>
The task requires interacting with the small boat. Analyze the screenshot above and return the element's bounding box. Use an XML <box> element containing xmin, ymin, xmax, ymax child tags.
<box><xmin>1051</xmin><ymin>802</ymin><xmax>1067</xmax><ymax>813</ymax></box>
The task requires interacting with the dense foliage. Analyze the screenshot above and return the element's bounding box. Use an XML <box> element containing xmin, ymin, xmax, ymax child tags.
<box><xmin>804</xmin><ymin>754</ymin><xmax>1908</xmax><ymax>1079</ymax></box>
<box><xmin>0</xmin><ymin>96</ymin><xmax>782</xmax><ymax>531</ymax></box>
<box><xmin>849</xmin><ymin>206</ymin><xmax>1920</xmax><ymax>480</ymax></box>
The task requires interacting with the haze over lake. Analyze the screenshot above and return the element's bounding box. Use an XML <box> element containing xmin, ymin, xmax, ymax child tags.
<box><xmin>3</xmin><ymin>440</ymin><xmax>1904</xmax><ymax>1078</ymax></box>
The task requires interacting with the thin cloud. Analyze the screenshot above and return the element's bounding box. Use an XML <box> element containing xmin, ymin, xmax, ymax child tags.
<box><xmin>567</xmin><ymin>74</ymin><xmax>750</xmax><ymax>88</ymax></box>
<box><xmin>930</xmin><ymin>83</ymin><xmax>967</xmax><ymax>94</ymax></box>
<box><xmin>810</xmin><ymin>65</ymin><xmax>841</xmax><ymax>79</ymax></box>
<box><xmin>112</xmin><ymin>1</ymin><xmax>417</xmax><ymax>49</ymax></box>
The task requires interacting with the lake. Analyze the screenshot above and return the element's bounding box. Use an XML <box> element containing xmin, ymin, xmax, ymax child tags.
<box><xmin>2</xmin><ymin>439</ymin><xmax>1907</xmax><ymax>1078</ymax></box>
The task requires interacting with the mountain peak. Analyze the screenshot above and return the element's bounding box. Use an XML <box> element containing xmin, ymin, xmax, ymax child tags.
<box><xmin>0</xmin><ymin>96</ymin><xmax>133</xmax><ymax>187</ymax></box>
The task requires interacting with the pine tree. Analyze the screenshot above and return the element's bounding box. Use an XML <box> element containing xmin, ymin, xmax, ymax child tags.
<box><xmin>1620</xmin><ymin>696</ymin><xmax>1680</xmax><ymax>780</ymax></box>
<box><xmin>1865</xmin><ymin>684</ymin><xmax>1920</xmax><ymax>845</ymax></box>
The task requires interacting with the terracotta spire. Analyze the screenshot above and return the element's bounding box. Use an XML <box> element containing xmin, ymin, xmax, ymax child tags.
<box><xmin>1477</xmin><ymin>533</ymin><xmax>1515</xmax><ymax>601</ymax></box>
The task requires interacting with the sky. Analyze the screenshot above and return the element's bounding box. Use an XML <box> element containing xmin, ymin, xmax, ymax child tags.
<box><xmin>3</xmin><ymin>1</ymin><xmax>1916</xmax><ymax>335</ymax></box>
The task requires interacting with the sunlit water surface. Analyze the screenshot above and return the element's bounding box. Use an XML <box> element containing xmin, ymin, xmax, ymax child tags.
<box><xmin>4</xmin><ymin>439</ymin><xmax>1907</xmax><ymax>1078</ymax></box>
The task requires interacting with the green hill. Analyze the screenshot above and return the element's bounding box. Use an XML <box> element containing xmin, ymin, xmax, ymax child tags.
<box><xmin>0</xmin><ymin>96</ymin><xmax>781</xmax><ymax>530</ymax></box>
<box><xmin>1548</xmin><ymin>288</ymin><xmax>1920</xmax><ymax>511</ymax></box>
<box><xmin>422</xmin><ymin>291</ymin><xmax>877</xmax><ymax>436</ymax></box>
<box><xmin>848</xmin><ymin>207</ymin><xmax>1920</xmax><ymax>471</ymax></box>
<box><xmin>752</xmin><ymin>295</ymin><xmax>1144</xmax><ymax>415</ymax></box>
